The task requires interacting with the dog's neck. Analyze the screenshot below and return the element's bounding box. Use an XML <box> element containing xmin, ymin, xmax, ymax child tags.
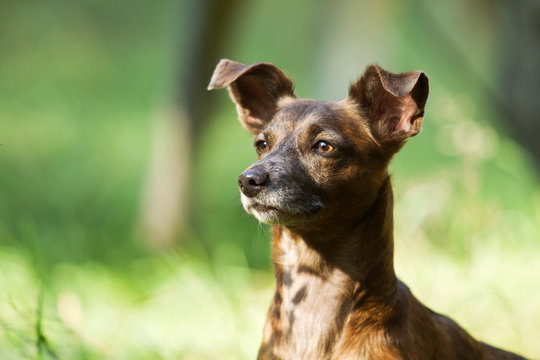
<box><xmin>267</xmin><ymin>176</ymin><xmax>399</xmax><ymax>358</ymax></box>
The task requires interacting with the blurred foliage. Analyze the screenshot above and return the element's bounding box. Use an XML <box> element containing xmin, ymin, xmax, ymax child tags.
<box><xmin>0</xmin><ymin>0</ymin><xmax>180</xmax><ymax>268</ymax></box>
<box><xmin>0</xmin><ymin>0</ymin><xmax>539</xmax><ymax>359</ymax></box>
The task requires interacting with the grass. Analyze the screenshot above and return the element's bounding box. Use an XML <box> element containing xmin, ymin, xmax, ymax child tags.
<box><xmin>0</xmin><ymin>246</ymin><xmax>274</xmax><ymax>359</ymax></box>
<box><xmin>1</xmin><ymin>218</ymin><xmax>539</xmax><ymax>359</ymax></box>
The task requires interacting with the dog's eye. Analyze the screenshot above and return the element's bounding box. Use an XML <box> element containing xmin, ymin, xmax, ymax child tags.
<box><xmin>315</xmin><ymin>140</ymin><xmax>335</xmax><ymax>154</ymax></box>
<box><xmin>255</xmin><ymin>140</ymin><xmax>268</xmax><ymax>153</ymax></box>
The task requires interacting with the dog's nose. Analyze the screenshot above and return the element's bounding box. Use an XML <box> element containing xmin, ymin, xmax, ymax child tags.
<box><xmin>238</xmin><ymin>168</ymin><xmax>269</xmax><ymax>197</ymax></box>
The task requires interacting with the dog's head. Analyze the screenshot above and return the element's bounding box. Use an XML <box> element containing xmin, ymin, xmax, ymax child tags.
<box><xmin>208</xmin><ymin>60</ymin><xmax>428</xmax><ymax>229</ymax></box>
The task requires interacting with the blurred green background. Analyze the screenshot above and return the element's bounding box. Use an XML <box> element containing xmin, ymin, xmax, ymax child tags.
<box><xmin>1</xmin><ymin>0</ymin><xmax>539</xmax><ymax>359</ymax></box>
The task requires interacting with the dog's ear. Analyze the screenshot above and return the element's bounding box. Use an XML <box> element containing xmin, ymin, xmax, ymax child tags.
<box><xmin>349</xmin><ymin>64</ymin><xmax>429</xmax><ymax>144</ymax></box>
<box><xmin>208</xmin><ymin>59</ymin><xmax>296</xmax><ymax>134</ymax></box>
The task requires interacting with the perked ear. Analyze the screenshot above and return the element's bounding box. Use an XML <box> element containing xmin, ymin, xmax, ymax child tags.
<box><xmin>208</xmin><ymin>59</ymin><xmax>296</xmax><ymax>134</ymax></box>
<box><xmin>349</xmin><ymin>64</ymin><xmax>429</xmax><ymax>143</ymax></box>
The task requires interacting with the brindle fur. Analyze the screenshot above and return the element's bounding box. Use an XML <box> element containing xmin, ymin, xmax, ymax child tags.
<box><xmin>208</xmin><ymin>59</ymin><xmax>526</xmax><ymax>360</ymax></box>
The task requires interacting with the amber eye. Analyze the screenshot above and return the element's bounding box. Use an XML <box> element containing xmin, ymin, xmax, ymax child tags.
<box><xmin>315</xmin><ymin>140</ymin><xmax>335</xmax><ymax>154</ymax></box>
<box><xmin>255</xmin><ymin>140</ymin><xmax>268</xmax><ymax>153</ymax></box>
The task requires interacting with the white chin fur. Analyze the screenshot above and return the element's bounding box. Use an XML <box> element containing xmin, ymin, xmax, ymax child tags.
<box><xmin>251</xmin><ymin>209</ymin><xmax>279</xmax><ymax>224</ymax></box>
<box><xmin>240</xmin><ymin>193</ymin><xmax>280</xmax><ymax>224</ymax></box>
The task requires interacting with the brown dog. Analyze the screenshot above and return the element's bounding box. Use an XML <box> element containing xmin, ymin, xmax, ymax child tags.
<box><xmin>208</xmin><ymin>59</ymin><xmax>525</xmax><ymax>360</ymax></box>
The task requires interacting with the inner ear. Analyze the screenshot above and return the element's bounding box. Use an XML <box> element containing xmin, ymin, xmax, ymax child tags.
<box><xmin>375</xmin><ymin>87</ymin><xmax>425</xmax><ymax>135</ymax></box>
<box><xmin>349</xmin><ymin>65</ymin><xmax>429</xmax><ymax>142</ymax></box>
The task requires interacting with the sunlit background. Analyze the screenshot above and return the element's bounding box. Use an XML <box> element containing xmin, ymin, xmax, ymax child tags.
<box><xmin>1</xmin><ymin>0</ymin><xmax>539</xmax><ymax>359</ymax></box>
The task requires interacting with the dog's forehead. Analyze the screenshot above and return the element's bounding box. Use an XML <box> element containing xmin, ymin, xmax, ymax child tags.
<box><xmin>278</xmin><ymin>99</ymin><xmax>336</xmax><ymax>123</ymax></box>
<box><xmin>267</xmin><ymin>99</ymin><xmax>361</xmax><ymax>135</ymax></box>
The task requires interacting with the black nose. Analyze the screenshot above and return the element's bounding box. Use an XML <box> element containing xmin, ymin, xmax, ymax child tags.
<box><xmin>238</xmin><ymin>168</ymin><xmax>269</xmax><ymax>197</ymax></box>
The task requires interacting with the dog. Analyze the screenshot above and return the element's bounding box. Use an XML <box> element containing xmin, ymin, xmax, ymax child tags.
<box><xmin>208</xmin><ymin>59</ymin><xmax>526</xmax><ymax>360</ymax></box>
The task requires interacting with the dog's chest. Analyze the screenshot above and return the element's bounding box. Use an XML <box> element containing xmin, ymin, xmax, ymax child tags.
<box><xmin>277</xmin><ymin>238</ymin><xmax>353</xmax><ymax>359</ymax></box>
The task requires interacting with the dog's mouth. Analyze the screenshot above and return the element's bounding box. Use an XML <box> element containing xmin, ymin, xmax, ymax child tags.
<box><xmin>246</xmin><ymin>201</ymin><xmax>281</xmax><ymax>224</ymax></box>
<box><xmin>250</xmin><ymin>203</ymin><xmax>278</xmax><ymax>212</ymax></box>
<box><xmin>241</xmin><ymin>193</ymin><xmax>323</xmax><ymax>226</ymax></box>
